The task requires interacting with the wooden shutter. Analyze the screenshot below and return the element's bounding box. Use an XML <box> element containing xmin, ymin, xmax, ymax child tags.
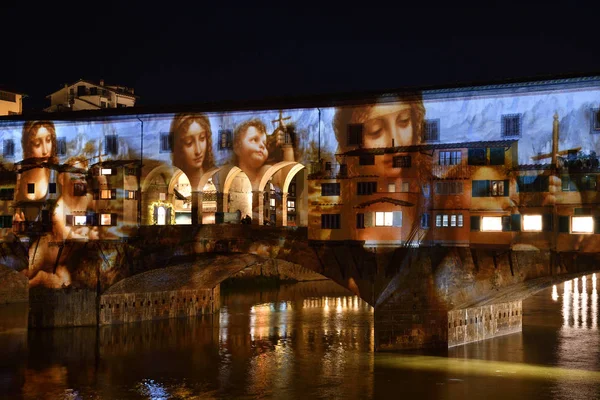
<box><xmin>86</xmin><ymin>213</ymin><xmax>94</xmax><ymax>226</ymax></box>
<box><xmin>364</xmin><ymin>212</ymin><xmax>373</xmax><ymax>228</ymax></box>
<box><xmin>356</xmin><ymin>213</ymin><xmax>365</xmax><ymax>229</ymax></box>
<box><xmin>393</xmin><ymin>211</ymin><xmax>403</xmax><ymax>227</ymax></box>
<box><xmin>502</xmin><ymin>216</ymin><xmax>511</xmax><ymax>231</ymax></box>
<box><xmin>595</xmin><ymin>217</ymin><xmax>600</xmax><ymax>234</ymax></box>
<box><xmin>503</xmin><ymin>180</ymin><xmax>509</xmax><ymax>196</ymax></box>
<box><xmin>65</xmin><ymin>215</ymin><xmax>73</xmax><ymax>226</ymax></box>
<box><xmin>153</xmin><ymin>206</ymin><xmax>159</xmax><ymax>224</ymax></box>
<box><xmin>111</xmin><ymin>213</ymin><xmax>118</xmax><ymax>226</ymax></box>
<box><xmin>166</xmin><ymin>208</ymin><xmax>172</xmax><ymax>225</ymax></box>
<box><xmin>511</xmin><ymin>214</ymin><xmax>521</xmax><ymax>231</ymax></box>
<box><xmin>558</xmin><ymin>216</ymin><xmax>570</xmax><ymax>233</ymax></box>
<box><xmin>542</xmin><ymin>214</ymin><xmax>553</xmax><ymax>232</ymax></box>
<box><xmin>470</xmin><ymin>216</ymin><xmax>481</xmax><ymax>231</ymax></box>
<box><xmin>111</xmin><ymin>189</ymin><xmax>117</xmax><ymax>199</ymax></box>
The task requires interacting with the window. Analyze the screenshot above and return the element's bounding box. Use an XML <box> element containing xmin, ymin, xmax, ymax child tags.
<box><xmin>421</xmin><ymin>213</ymin><xmax>430</xmax><ymax>228</ymax></box>
<box><xmin>458</xmin><ymin>214</ymin><xmax>464</xmax><ymax>227</ymax></box>
<box><xmin>3</xmin><ymin>139</ymin><xmax>14</xmax><ymax>157</ymax></box>
<box><xmin>125</xmin><ymin>167</ymin><xmax>137</xmax><ymax>176</ymax></box>
<box><xmin>359</xmin><ymin>155</ymin><xmax>375</xmax><ymax>165</ymax></box>
<box><xmin>219</xmin><ymin>129</ymin><xmax>233</xmax><ymax>150</ymax></box>
<box><xmin>73</xmin><ymin>182</ymin><xmax>87</xmax><ymax>196</ymax></box>
<box><xmin>522</xmin><ymin>215</ymin><xmax>542</xmax><ymax>232</ymax></box>
<box><xmin>481</xmin><ymin>216</ymin><xmax>503</xmax><ymax>232</ymax></box>
<box><xmin>48</xmin><ymin>183</ymin><xmax>56</xmax><ymax>194</ymax></box>
<box><xmin>439</xmin><ymin>151</ymin><xmax>461</xmax><ymax>165</ymax></box>
<box><xmin>160</xmin><ymin>132</ymin><xmax>173</xmax><ymax>153</ymax></box>
<box><xmin>57</xmin><ymin>137</ymin><xmax>67</xmax><ymax>156</ymax></box>
<box><xmin>321</xmin><ymin>214</ymin><xmax>341</xmax><ymax>229</ymax></box>
<box><xmin>401</xmin><ymin>182</ymin><xmax>410</xmax><ymax>192</ymax></box>
<box><xmin>159</xmin><ymin>193</ymin><xmax>166</xmax><ymax>201</ymax></box>
<box><xmin>436</xmin><ymin>213</ymin><xmax>464</xmax><ymax>228</ymax></box>
<box><xmin>0</xmin><ymin>215</ymin><xmax>13</xmax><ymax>228</ymax></box>
<box><xmin>423</xmin><ymin>119</ymin><xmax>440</xmax><ymax>142</ymax></box>
<box><xmin>393</xmin><ymin>156</ymin><xmax>411</xmax><ymax>168</ymax></box>
<box><xmin>287</xmin><ymin>200</ymin><xmax>295</xmax><ymax>212</ymax></box>
<box><xmin>375</xmin><ymin>212</ymin><xmax>393</xmax><ymax>226</ymax></box>
<box><xmin>489</xmin><ymin>148</ymin><xmax>505</xmax><ymax>165</ymax></box>
<box><xmin>388</xmin><ymin>183</ymin><xmax>396</xmax><ymax>192</ymax></box>
<box><xmin>490</xmin><ymin>180</ymin><xmax>505</xmax><ymax>196</ymax></box>
<box><xmin>104</xmin><ymin>135</ymin><xmax>118</xmax><ymax>155</ymax></box>
<box><xmin>269</xmin><ymin>198</ymin><xmax>276</xmax><ymax>207</ymax></box>
<box><xmin>89</xmin><ymin>87</ymin><xmax>98</xmax><ymax>95</ymax></box>
<box><xmin>562</xmin><ymin>175</ymin><xmax>597</xmax><ymax>191</ymax></box>
<box><xmin>442</xmin><ymin>214</ymin><xmax>448</xmax><ymax>227</ymax></box>
<box><xmin>357</xmin><ymin>181</ymin><xmax>377</xmax><ymax>195</ymax></box>
<box><xmin>74</xmin><ymin>216</ymin><xmax>87</xmax><ymax>226</ymax></box>
<box><xmin>347</xmin><ymin>124</ymin><xmax>363</xmax><ymax>146</ymax></box>
<box><xmin>375</xmin><ymin>211</ymin><xmax>402</xmax><ymax>227</ymax></box>
<box><xmin>0</xmin><ymin>188</ymin><xmax>14</xmax><ymax>200</ymax></box>
<box><xmin>422</xmin><ymin>184</ymin><xmax>431</xmax><ymax>197</ymax></box>
<box><xmin>435</xmin><ymin>181</ymin><xmax>463</xmax><ymax>195</ymax></box>
<box><xmin>100</xmin><ymin>189</ymin><xmax>116</xmax><ymax>199</ymax></box>
<box><xmin>321</xmin><ymin>183</ymin><xmax>340</xmax><ymax>196</ymax></box>
<box><xmin>27</xmin><ymin>183</ymin><xmax>35</xmax><ymax>194</ymax></box>
<box><xmin>100</xmin><ymin>168</ymin><xmax>113</xmax><ymax>176</ymax></box>
<box><xmin>591</xmin><ymin>108</ymin><xmax>600</xmax><ymax>132</ymax></box>
<box><xmin>126</xmin><ymin>190</ymin><xmax>137</xmax><ymax>200</ymax></box>
<box><xmin>468</xmin><ymin>148</ymin><xmax>486</xmax><ymax>165</ymax></box>
<box><xmin>100</xmin><ymin>101</ymin><xmax>107</xmax><ymax>108</ymax></box>
<box><xmin>357</xmin><ymin>213</ymin><xmax>365</xmax><ymax>229</ymax></box>
<box><xmin>117</xmin><ymin>103</ymin><xmax>126</xmax><ymax>108</ymax></box>
<box><xmin>572</xmin><ymin>216</ymin><xmax>593</xmax><ymax>233</ymax></box>
<box><xmin>502</xmin><ymin>114</ymin><xmax>521</xmax><ymax>137</ymax></box>
<box><xmin>100</xmin><ymin>213</ymin><xmax>113</xmax><ymax>226</ymax></box>
<box><xmin>516</xmin><ymin>176</ymin><xmax>549</xmax><ymax>193</ymax></box>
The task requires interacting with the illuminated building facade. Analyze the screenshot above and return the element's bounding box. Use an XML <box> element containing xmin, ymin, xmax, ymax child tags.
<box><xmin>2</xmin><ymin>76</ymin><xmax>600</xmax><ymax>290</ymax></box>
<box><xmin>44</xmin><ymin>79</ymin><xmax>137</xmax><ymax>112</ymax></box>
<box><xmin>0</xmin><ymin>87</ymin><xmax>24</xmax><ymax>116</ymax></box>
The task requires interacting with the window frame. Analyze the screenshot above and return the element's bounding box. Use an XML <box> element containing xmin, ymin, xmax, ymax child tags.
<box><xmin>502</xmin><ymin>114</ymin><xmax>522</xmax><ymax>137</ymax></box>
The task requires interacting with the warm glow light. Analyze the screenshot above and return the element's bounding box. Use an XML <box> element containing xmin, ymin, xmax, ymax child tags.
<box><xmin>552</xmin><ymin>285</ymin><xmax>559</xmax><ymax>301</ymax></box>
<box><xmin>74</xmin><ymin>215</ymin><xmax>87</xmax><ymax>226</ymax></box>
<box><xmin>100</xmin><ymin>213</ymin><xmax>111</xmax><ymax>226</ymax></box>
<box><xmin>481</xmin><ymin>216</ymin><xmax>502</xmax><ymax>231</ymax></box>
<box><xmin>523</xmin><ymin>215</ymin><xmax>542</xmax><ymax>231</ymax></box>
<box><xmin>572</xmin><ymin>216</ymin><xmax>594</xmax><ymax>233</ymax></box>
<box><xmin>375</xmin><ymin>212</ymin><xmax>393</xmax><ymax>226</ymax></box>
<box><xmin>100</xmin><ymin>168</ymin><xmax>112</xmax><ymax>175</ymax></box>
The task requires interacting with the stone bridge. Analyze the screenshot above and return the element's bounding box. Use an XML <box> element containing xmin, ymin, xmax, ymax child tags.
<box><xmin>4</xmin><ymin>224</ymin><xmax>600</xmax><ymax>350</ymax></box>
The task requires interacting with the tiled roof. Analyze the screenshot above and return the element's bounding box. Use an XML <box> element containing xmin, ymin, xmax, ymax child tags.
<box><xmin>340</xmin><ymin>140</ymin><xmax>518</xmax><ymax>156</ymax></box>
<box><xmin>515</xmin><ymin>164</ymin><xmax>554</xmax><ymax>171</ymax></box>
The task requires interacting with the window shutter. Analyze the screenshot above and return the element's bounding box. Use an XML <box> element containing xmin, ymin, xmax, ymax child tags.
<box><xmin>153</xmin><ymin>206</ymin><xmax>159</xmax><ymax>224</ymax></box>
<box><xmin>470</xmin><ymin>216</ymin><xmax>481</xmax><ymax>231</ymax></box>
<box><xmin>111</xmin><ymin>213</ymin><xmax>118</xmax><ymax>226</ymax></box>
<box><xmin>86</xmin><ymin>213</ymin><xmax>94</xmax><ymax>226</ymax></box>
<box><xmin>595</xmin><ymin>217</ymin><xmax>600</xmax><ymax>234</ymax></box>
<box><xmin>364</xmin><ymin>212</ymin><xmax>373</xmax><ymax>228</ymax></box>
<box><xmin>558</xmin><ymin>216</ymin><xmax>570</xmax><ymax>233</ymax></box>
<box><xmin>489</xmin><ymin>148</ymin><xmax>505</xmax><ymax>165</ymax></box>
<box><xmin>356</xmin><ymin>213</ymin><xmax>365</xmax><ymax>229</ymax></box>
<box><xmin>111</xmin><ymin>189</ymin><xmax>117</xmax><ymax>199</ymax></box>
<box><xmin>511</xmin><ymin>214</ymin><xmax>521</xmax><ymax>231</ymax></box>
<box><xmin>393</xmin><ymin>211</ymin><xmax>403</xmax><ymax>227</ymax></box>
<box><xmin>502</xmin><ymin>216</ymin><xmax>511</xmax><ymax>231</ymax></box>
<box><xmin>93</xmin><ymin>213</ymin><xmax>100</xmax><ymax>226</ymax></box>
<box><xmin>542</xmin><ymin>214</ymin><xmax>553</xmax><ymax>232</ymax></box>
<box><xmin>93</xmin><ymin>190</ymin><xmax>99</xmax><ymax>200</ymax></box>
<box><xmin>166</xmin><ymin>208</ymin><xmax>172</xmax><ymax>225</ymax></box>
<box><xmin>65</xmin><ymin>215</ymin><xmax>73</xmax><ymax>226</ymax></box>
<box><xmin>503</xmin><ymin>180</ymin><xmax>510</xmax><ymax>196</ymax></box>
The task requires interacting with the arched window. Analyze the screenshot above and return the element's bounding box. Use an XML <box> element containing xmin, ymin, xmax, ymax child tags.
<box><xmin>157</xmin><ymin>206</ymin><xmax>166</xmax><ymax>225</ymax></box>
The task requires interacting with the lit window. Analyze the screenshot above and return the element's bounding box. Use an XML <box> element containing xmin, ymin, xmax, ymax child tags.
<box><xmin>101</xmin><ymin>168</ymin><xmax>112</xmax><ymax>175</ymax></box>
<box><xmin>127</xmin><ymin>190</ymin><xmax>136</xmax><ymax>199</ymax></box>
<box><xmin>375</xmin><ymin>212</ymin><xmax>393</xmax><ymax>227</ymax></box>
<box><xmin>100</xmin><ymin>214</ymin><xmax>112</xmax><ymax>226</ymax></box>
<box><xmin>401</xmin><ymin>182</ymin><xmax>410</xmax><ymax>192</ymax></box>
<box><xmin>458</xmin><ymin>214</ymin><xmax>463</xmax><ymax>227</ymax></box>
<box><xmin>572</xmin><ymin>216</ymin><xmax>593</xmax><ymax>233</ymax></box>
<box><xmin>435</xmin><ymin>214</ymin><xmax>442</xmax><ymax>227</ymax></box>
<box><xmin>287</xmin><ymin>200</ymin><xmax>295</xmax><ymax>212</ymax></box>
<box><xmin>159</xmin><ymin>193</ymin><xmax>166</xmax><ymax>201</ymax></box>
<box><xmin>74</xmin><ymin>216</ymin><xmax>87</xmax><ymax>226</ymax></box>
<box><xmin>100</xmin><ymin>189</ymin><xmax>112</xmax><ymax>199</ymax></box>
<box><xmin>490</xmin><ymin>180</ymin><xmax>505</xmax><ymax>196</ymax></box>
<box><xmin>522</xmin><ymin>215</ymin><xmax>542</xmax><ymax>231</ymax></box>
<box><xmin>442</xmin><ymin>215</ymin><xmax>449</xmax><ymax>227</ymax></box>
<box><xmin>481</xmin><ymin>216</ymin><xmax>502</xmax><ymax>231</ymax></box>
<box><xmin>270</xmin><ymin>198</ymin><xmax>276</xmax><ymax>207</ymax></box>
<box><xmin>450</xmin><ymin>215</ymin><xmax>457</xmax><ymax>227</ymax></box>
<box><xmin>388</xmin><ymin>183</ymin><xmax>396</xmax><ymax>192</ymax></box>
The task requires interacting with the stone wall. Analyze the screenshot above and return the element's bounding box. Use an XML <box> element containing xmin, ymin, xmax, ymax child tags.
<box><xmin>99</xmin><ymin>287</ymin><xmax>219</xmax><ymax>325</ymax></box>
<box><xmin>0</xmin><ymin>265</ymin><xmax>28</xmax><ymax>304</ymax></box>
<box><xmin>226</xmin><ymin>259</ymin><xmax>325</xmax><ymax>282</ymax></box>
<box><xmin>28</xmin><ymin>287</ymin><xmax>97</xmax><ymax>328</ymax></box>
<box><xmin>448</xmin><ymin>300</ymin><xmax>522</xmax><ymax>347</ymax></box>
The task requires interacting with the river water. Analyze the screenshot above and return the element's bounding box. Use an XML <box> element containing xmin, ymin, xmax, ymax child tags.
<box><xmin>0</xmin><ymin>276</ymin><xmax>599</xmax><ymax>399</ymax></box>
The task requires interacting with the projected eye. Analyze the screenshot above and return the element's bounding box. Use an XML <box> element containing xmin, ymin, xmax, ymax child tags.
<box><xmin>183</xmin><ymin>138</ymin><xmax>193</xmax><ymax>147</ymax></box>
<box><xmin>396</xmin><ymin>110</ymin><xmax>411</xmax><ymax>128</ymax></box>
<box><xmin>364</xmin><ymin>120</ymin><xmax>383</xmax><ymax>139</ymax></box>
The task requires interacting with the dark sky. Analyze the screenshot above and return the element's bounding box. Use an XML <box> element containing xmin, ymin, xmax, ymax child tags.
<box><xmin>2</xmin><ymin>2</ymin><xmax>598</xmax><ymax>111</ymax></box>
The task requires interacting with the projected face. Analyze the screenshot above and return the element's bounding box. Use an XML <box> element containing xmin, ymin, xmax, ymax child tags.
<box><xmin>30</xmin><ymin>126</ymin><xmax>53</xmax><ymax>159</ymax></box>
<box><xmin>361</xmin><ymin>103</ymin><xmax>414</xmax><ymax>148</ymax></box>
<box><xmin>235</xmin><ymin>125</ymin><xmax>268</xmax><ymax>171</ymax></box>
<box><xmin>180</xmin><ymin>121</ymin><xmax>207</xmax><ymax>171</ymax></box>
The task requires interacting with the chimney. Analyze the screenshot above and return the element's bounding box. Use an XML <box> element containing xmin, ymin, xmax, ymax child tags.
<box><xmin>100</xmin><ymin>79</ymin><xmax>105</xmax><ymax>86</ymax></box>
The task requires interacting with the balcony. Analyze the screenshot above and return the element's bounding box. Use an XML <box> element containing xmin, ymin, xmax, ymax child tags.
<box><xmin>431</xmin><ymin>164</ymin><xmax>471</xmax><ymax>179</ymax></box>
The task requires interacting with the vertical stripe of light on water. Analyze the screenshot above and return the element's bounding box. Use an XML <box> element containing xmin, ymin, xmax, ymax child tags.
<box><xmin>573</xmin><ymin>278</ymin><xmax>580</xmax><ymax>327</ymax></box>
<box><xmin>593</xmin><ymin>274</ymin><xmax>598</xmax><ymax>330</ymax></box>
<box><xmin>562</xmin><ymin>280</ymin><xmax>571</xmax><ymax>327</ymax></box>
<box><xmin>582</xmin><ymin>276</ymin><xmax>588</xmax><ymax>328</ymax></box>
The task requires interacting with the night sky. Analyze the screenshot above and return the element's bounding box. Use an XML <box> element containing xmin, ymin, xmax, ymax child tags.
<box><xmin>2</xmin><ymin>2</ymin><xmax>599</xmax><ymax>111</ymax></box>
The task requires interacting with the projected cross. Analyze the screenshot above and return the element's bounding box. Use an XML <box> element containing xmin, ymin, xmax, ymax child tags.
<box><xmin>272</xmin><ymin>110</ymin><xmax>292</xmax><ymax>145</ymax></box>
<box><xmin>530</xmin><ymin>113</ymin><xmax>581</xmax><ymax>167</ymax></box>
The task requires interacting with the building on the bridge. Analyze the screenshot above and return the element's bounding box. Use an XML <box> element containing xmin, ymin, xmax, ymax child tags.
<box><xmin>2</xmin><ymin>75</ymin><xmax>600</xmax><ymax>288</ymax></box>
<box><xmin>44</xmin><ymin>79</ymin><xmax>137</xmax><ymax>112</ymax></box>
<box><xmin>0</xmin><ymin>87</ymin><xmax>25</xmax><ymax>116</ymax></box>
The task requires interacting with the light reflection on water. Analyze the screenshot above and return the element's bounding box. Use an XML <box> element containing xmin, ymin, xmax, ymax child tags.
<box><xmin>0</xmin><ymin>278</ymin><xmax>600</xmax><ymax>399</ymax></box>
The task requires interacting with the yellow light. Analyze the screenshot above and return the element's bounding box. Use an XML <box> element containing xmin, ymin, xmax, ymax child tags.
<box><xmin>522</xmin><ymin>215</ymin><xmax>542</xmax><ymax>231</ymax></box>
<box><xmin>572</xmin><ymin>216</ymin><xmax>593</xmax><ymax>233</ymax></box>
<box><xmin>552</xmin><ymin>285</ymin><xmax>559</xmax><ymax>301</ymax></box>
<box><xmin>481</xmin><ymin>216</ymin><xmax>502</xmax><ymax>231</ymax></box>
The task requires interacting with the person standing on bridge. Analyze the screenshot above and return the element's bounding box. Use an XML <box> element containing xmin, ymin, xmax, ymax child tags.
<box><xmin>171</xmin><ymin>113</ymin><xmax>215</xmax><ymax>190</ymax></box>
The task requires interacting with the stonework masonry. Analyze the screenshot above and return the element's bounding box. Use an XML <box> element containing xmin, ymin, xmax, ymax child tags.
<box><xmin>99</xmin><ymin>287</ymin><xmax>219</xmax><ymax>325</ymax></box>
<box><xmin>448</xmin><ymin>301</ymin><xmax>522</xmax><ymax>347</ymax></box>
<box><xmin>0</xmin><ymin>265</ymin><xmax>28</xmax><ymax>305</ymax></box>
<box><xmin>28</xmin><ymin>287</ymin><xmax>97</xmax><ymax>328</ymax></box>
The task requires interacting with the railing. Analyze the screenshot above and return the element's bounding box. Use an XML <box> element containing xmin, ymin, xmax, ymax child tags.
<box><xmin>431</xmin><ymin>164</ymin><xmax>471</xmax><ymax>179</ymax></box>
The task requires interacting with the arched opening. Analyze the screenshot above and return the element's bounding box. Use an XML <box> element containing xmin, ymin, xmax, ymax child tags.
<box><xmin>156</xmin><ymin>206</ymin><xmax>166</xmax><ymax>225</ymax></box>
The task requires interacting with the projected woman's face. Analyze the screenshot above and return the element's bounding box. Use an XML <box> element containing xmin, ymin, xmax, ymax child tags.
<box><xmin>361</xmin><ymin>103</ymin><xmax>414</xmax><ymax>148</ymax></box>
<box><xmin>179</xmin><ymin>121</ymin><xmax>207</xmax><ymax>171</ymax></box>
<box><xmin>236</xmin><ymin>126</ymin><xmax>268</xmax><ymax>171</ymax></box>
<box><xmin>30</xmin><ymin>126</ymin><xmax>53</xmax><ymax>159</ymax></box>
